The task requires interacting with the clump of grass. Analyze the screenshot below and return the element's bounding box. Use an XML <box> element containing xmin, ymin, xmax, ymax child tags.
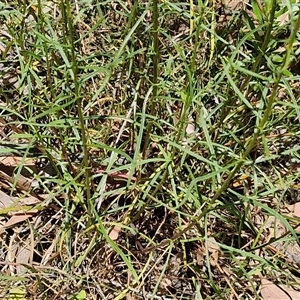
<box><xmin>1</xmin><ymin>0</ymin><xmax>300</xmax><ymax>299</ymax></box>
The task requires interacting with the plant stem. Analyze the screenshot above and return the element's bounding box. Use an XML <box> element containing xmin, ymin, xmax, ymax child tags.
<box><xmin>64</xmin><ymin>1</ymin><xmax>91</xmax><ymax>207</ymax></box>
<box><xmin>171</xmin><ymin>6</ymin><xmax>300</xmax><ymax>241</ymax></box>
<box><xmin>142</xmin><ymin>0</ymin><xmax>159</xmax><ymax>158</ymax></box>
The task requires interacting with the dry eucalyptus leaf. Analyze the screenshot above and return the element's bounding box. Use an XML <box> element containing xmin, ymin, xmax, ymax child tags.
<box><xmin>0</xmin><ymin>190</ymin><xmax>14</xmax><ymax>209</ymax></box>
<box><xmin>0</xmin><ymin>168</ymin><xmax>32</xmax><ymax>191</ymax></box>
<box><xmin>17</xmin><ymin>196</ymin><xmax>41</xmax><ymax>206</ymax></box>
<box><xmin>207</xmin><ymin>237</ymin><xmax>220</xmax><ymax>253</ymax></box>
<box><xmin>0</xmin><ymin>213</ymin><xmax>34</xmax><ymax>232</ymax></box>
<box><xmin>0</xmin><ymin>156</ymin><xmax>35</xmax><ymax>167</ymax></box>
<box><xmin>221</xmin><ymin>0</ymin><xmax>244</xmax><ymax>10</ymax></box>
<box><xmin>196</xmin><ymin>246</ymin><xmax>205</xmax><ymax>266</ymax></box>
<box><xmin>207</xmin><ymin>237</ymin><xmax>220</xmax><ymax>267</ymax></box>
<box><xmin>265</xmin><ymin>216</ymin><xmax>286</xmax><ymax>239</ymax></box>
<box><xmin>0</xmin><ymin>191</ymin><xmax>41</xmax><ymax>212</ymax></box>
<box><xmin>261</xmin><ymin>278</ymin><xmax>300</xmax><ymax>300</ymax></box>
<box><xmin>282</xmin><ymin>287</ymin><xmax>300</xmax><ymax>299</ymax></box>
<box><xmin>292</xmin><ymin>202</ymin><xmax>300</xmax><ymax>218</ymax></box>
<box><xmin>274</xmin><ymin>241</ymin><xmax>300</xmax><ymax>266</ymax></box>
<box><xmin>15</xmin><ymin>241</ymin><xmax>32</xmax><ymax>274</ymax></box>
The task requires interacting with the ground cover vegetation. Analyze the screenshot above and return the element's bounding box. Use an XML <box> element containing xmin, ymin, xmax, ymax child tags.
<box><xmin>1</xmin><ymin>0</ymin><xmax>300</xmax><ymax>299</ymax></box>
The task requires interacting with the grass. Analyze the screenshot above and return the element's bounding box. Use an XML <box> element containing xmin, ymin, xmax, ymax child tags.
<box><xmin>1</xmin><ymin>0</ymin><xmax>300</xmax><ymax>299</ymax></box>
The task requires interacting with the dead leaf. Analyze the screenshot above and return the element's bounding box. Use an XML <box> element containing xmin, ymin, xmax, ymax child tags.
<box><xmin>8</xmin><ymin>209</ymin><xmax>38</xmax><ymax>216</ymax></box>
<box><xmin>0</xmin><ymin>190</ymin><xmax>14</xmax><ymax>209</ymax></box>
<box><xmin>261</xmin><ymin>278</ymin><xmax>300</xmax><ymax>300</ymax></box>
<box><xmin>15</xmin><ymin>242</ymin><xmax>32</xmax><ymax>274</ymax></box>
<box><xmin>0</xmin><ymin>156</ymin><xmax>35</xmax><ymax>167</ymax></box>
<box><xmin>221</xmin><ymin>0</ymin><xmax>244</xmax><ymax>10</ymax></box>
<box><xmin>0</xmin><ymin>168</ymin><xmax>32</xmax><ymax>191</ymax></box>
<box><xmin>207</xmin><ymin>237</ymin><xmax>220</xmax><ymax>253</ymax></box>
<box><xmin>96</xmin><ymin>169</ymin><xmax>137</xmax><ymax>182</ymax></box>
<box><xmin>274</xmin><ymin>240</ymin><xmax>300</xmax><ymax>266</ymax></box>
<box><xmin>109</xmin><ymin>225</ymin><xmax>122</xmax><ymax>241</ymax></box>
<box><xmin>0</xmin><ymin>191</ymin><xmax>41</xmax><ymax>212</ymax></box>
<box><xmin>292</xmin><ymin>202</ymin><xmax>300</xmax><ymax>218</ymax></box>
<box><xmin>17</xmin><ymin>196</ymin><xmax>42</xmax><ymax>207</ymax></box>
<box><xmin>282</xmin><ymin>287</ymin><xmax>300</xmax><ymax>299</ymax></box>
<box><xmin>196</xmin><ymin>246</ymin><xmax>204</xmax><ymax>266</ymax></box>
<box><xmin>261</xmin><ymin>279</ymin><xmax>288</xmax><ymax>299</ymax></box>
<box><xmin>276</xmin><ymin>42</ymin><xmax>300</xmax><ymax>54</ymax></box>
<box><xmin>207</xmin><ymin>237</ymin><xmax>220</xmax><ymax>267</ymax></box>
<box><xmin>186</xmin><ymin>115</ymin><xmax>196</xmax><ymax>135</ymax></box>
<box><xmin>265</xmin><ymin>216</ymin><xmax>286</xmax><ymax>239</ymax></box>
<box><xmin>0</xmin><ymin>213</ymin><xmax>34</xmax><ymax>233</ymax></box>
<box><xmin>276</xmin><ymin>11</ymin><xmax>290</xmax><ymax>26</ymax></box>
<box><xmin>185</xmin><ymin>123</ymin><xmax>195</xmax><ymax>135</ymax></box>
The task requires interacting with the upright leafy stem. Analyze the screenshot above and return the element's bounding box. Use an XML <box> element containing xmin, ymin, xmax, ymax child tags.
<box><xmin>211</xmin><ymin>2</ymin><xmax>300</xmax><ymax>206</ymax></box>
<box><xmin>170</xmin><ymin>4</ymin><xmax>300</xmax><ymax>241</ymax></box>
<box><xmin>62</xmin><ymin>1</ymin><xmax>91</xmax><ymax>208</ymax></box>
<box><xmin>240</xmin><ymin>0</ymin><xmax>277</xmax><ymax>92</ymax></box>
<box><xmin>142</xmin><ymin>0</ymin><xmax>160</xmax><ymax>158</ymax></box>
